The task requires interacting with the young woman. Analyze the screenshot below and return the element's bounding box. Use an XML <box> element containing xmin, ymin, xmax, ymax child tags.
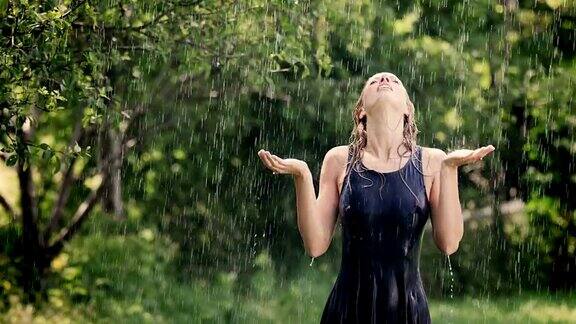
<box><xmin>257</xmin><ymin>72</ymin><xmax>495</xmax><ymax>323</ymax></box>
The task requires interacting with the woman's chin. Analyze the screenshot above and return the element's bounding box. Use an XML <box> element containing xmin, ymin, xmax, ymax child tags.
<box><xmin>375</xmin><ymin>94</ymin><xmax>400</xmax><ymax>104</ymax></box>
<box><xmin>376</xmin><ymin>90</ymin><xmax>398</xmax><ymax>98</ymax></box>
<box><xmin>368</xmin><ymin>96</ymin><xmax>404</xmax><ymax>111</ymax></box>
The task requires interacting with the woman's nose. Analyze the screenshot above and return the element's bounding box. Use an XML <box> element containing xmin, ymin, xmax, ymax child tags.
<box><xmin>380</xmin><ymin>77</ymin><xmax>389</xmax><ymax>84</ymax></box>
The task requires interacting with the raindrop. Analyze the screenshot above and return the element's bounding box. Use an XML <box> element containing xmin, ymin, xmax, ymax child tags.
<box><xmin>447</xmin><ymin>254</ymin><xmax>455</xmax><ymax>300</ymax></box>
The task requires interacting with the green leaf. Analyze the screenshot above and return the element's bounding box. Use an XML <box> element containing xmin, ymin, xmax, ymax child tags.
<box><xmin>6</xmin><ymin>154</ymin><xmax>17</xmax><ymax>167</ymax></box>
<box><xmin>53</xmin><ymin>156</ymin><xmax>61</xmax><ymax>174</ymax></box>
<box><xmin>0</xmin><ymin>0</ymin><xmax>8</xmax><ymax>16</ymax></box>
<box><xmin>42</xmin><ymin>149</ymin><xmax>54</xmax><ymax>160</ymax></box>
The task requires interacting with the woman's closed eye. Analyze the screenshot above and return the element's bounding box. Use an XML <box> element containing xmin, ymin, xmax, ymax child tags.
<box><xmin>370</xmin><ymin>80</ymin><xmax>400</xmax><ymax>85</ymax></box>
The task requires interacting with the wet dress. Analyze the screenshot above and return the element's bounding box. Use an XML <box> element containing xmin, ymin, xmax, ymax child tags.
<box><xmin>320</xmin><ymin>145</ymin><xmax>432</xmax><ymax>324</ymax></box>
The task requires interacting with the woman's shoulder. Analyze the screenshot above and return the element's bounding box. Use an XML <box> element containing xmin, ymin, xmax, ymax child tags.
<box><xmin>325</xmin><ymin>145</ymin><xmax>351</xmax><ymax>161</ymax></box>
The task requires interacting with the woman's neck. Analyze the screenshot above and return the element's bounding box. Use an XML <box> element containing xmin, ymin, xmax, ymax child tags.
<box><xmin>364</xmin><ymin>111</ymin><xmax>408</xmax><ymax>160</ymax></box>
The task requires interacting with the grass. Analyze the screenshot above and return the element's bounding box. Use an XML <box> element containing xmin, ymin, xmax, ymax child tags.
<box><xmin>430</xmin><ymin>292</ymin><xmax>576</xmax><ymax>324</ymax></box>
<box><xmin>1</xmin><ymin>230</ymin><xmax>574</xmax><ymax>323</ymax></box>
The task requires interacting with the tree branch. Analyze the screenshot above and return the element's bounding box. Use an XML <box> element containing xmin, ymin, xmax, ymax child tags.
<box><xmin>46</xmin><ymin>170</ymin><xmax>109</xmax><ymax>257</ymax></box>
<box><xmin>61</xmin><ymin>0</ymin><xmax>88</xmax><ymax>20</ymax></box>
<box><xmin>0</xmin><ymin>194</ymin><xmax>16</xmax><ymax>222</ymax></box>
<box><xmin>43</xmin><ymin>118</ymin><xmax>85</xmax><ymax>243</ymax></box>
<box><xmin>17</xmin><ymin>117</ymin><xmax>41</xmax><ymax>249</ymax></box>
<box><xmin>43</xmin><ymin>156</ymin><xmax>78</xmax><ymax>243</ymax></box>
<box><xmin>45</xmin><ymin>104</ymin><xmax>146</xmax><ymax>256</ymax></box>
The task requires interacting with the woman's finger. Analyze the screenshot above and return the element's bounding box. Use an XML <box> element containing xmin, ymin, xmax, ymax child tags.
<box><xmin>263</xmin><ymin>151</ymin><xmax>279</xmax><ymax>170</ymax></box>
<box><xmin>464</xmin><ymin>150</ymin><xmax>475</xmax><ymax>159</ymax></box>
<box><xmin>266</xmin><ymin>152</ymin><xmax>287</xmax><ymax>174</ymax></box>
<box><xmin>479</xmin><ymin>146</ymin><xmax>494</xmax><ymax>159</ymax></box>
<box><xmin>270</xmin><ymin>156</ymin><xmax>289</xmax><ymax>172</ymax></box>
<box><xmin>449</xmin><ymin>146</ymin><xmax>495</xmax><ymax>166</ymax></box>
<box><xmin>261</xmin><ymin>151</ymin><xmax>277</xmax><ymax>171</ymax></box>
<box><xmin>258</xmin><ymin>151</ymin><xmax>271</xmax><ymax>168</ymax></box>
<box><xmin>472</xmin><ymin>146</ymin><xmax>493</xmax><ymax>161</ymax></box>
<box><xmin>472</xmin><ymin>148</ymin><xmax>485</xmax><ymax>161</ymax></box>
<box><xmin>464</xmin><ymin>146</ymin><xmax>485</xmax><ymax>160</ymax></box>
<box><xmin>459</xmin><ymin>151</ymin><xmax>479</xmax><ymax>164</ymax></box>
<box><xmin>259</xmin><ymin>150</ymin><xmax>272</xmax><ymax>165</ymax></box>
<box><xmin>271</xmin><ymin>154</ymin><xmax>288</xmax><ymax>166</ymax></box>
<box><xmin>455</xmin><ymin>151</ymin><xmax>474</xmax><ymax>164</ymax></box>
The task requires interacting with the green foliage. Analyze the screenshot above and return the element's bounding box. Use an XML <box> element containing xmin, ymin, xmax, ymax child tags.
<box><xmin>500</xmin><ymin>65</ymin><xmax>576</xmax><ymax>289</ymax></box>
<box><xmin>1</xmin><ymin>228</ymin><xmax>575</xmax><ymax>323</ymax></box>
<box><xmin>0</xmin><ymin>0</ymin><xmax>575</xmax><ymax>319</ymax></box>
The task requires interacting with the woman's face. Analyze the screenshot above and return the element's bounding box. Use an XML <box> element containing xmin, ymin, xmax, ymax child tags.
<box><xmin>360</xmin><ymin>72</ymin><xmax>408</xmax><ymax>118</ymax></box>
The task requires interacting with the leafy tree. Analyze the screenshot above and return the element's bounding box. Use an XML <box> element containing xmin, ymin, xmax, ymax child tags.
<box><xmin>0</xmin><ymin>0</ymin><xmax>217</xmax><ymax>299</ymax></box>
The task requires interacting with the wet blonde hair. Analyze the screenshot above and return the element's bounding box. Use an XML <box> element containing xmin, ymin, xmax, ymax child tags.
<box><xmin>341</xmin><ymin>78</ymin><xmax>423</xmax><ymax>204</ymax></box>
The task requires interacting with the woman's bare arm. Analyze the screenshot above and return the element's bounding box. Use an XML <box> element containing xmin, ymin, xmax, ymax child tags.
<box><xmin>428</xmin><ymin>145</ymin><xmax>495</xmax><ymax>255</ymax></box>
<box><xmin>428</xmin><ymin>148</ymin><xmax>463</xmax><ymax>255</ymax></box>
<box><xmin>258</xmin><ymin>146</ymin><xmax>345</xmax><ymax>257</ymax></box>
<box><xmin>293</xmin><ymin>147</ymin><xmax>345</xmax><ymax>257</ymax></box>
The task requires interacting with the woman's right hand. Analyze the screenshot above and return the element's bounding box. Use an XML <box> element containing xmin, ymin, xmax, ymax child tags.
<box><xmin>257</xmin><ymin>149</ymin><xmax>308</xmax><ymax>177</ymax></box>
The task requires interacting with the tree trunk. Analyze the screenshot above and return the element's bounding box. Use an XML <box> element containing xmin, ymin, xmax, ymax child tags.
<box><xmin>102</xmin><ymin>127</ymin><xmax>125</xmax><ymax>220</ymax></box>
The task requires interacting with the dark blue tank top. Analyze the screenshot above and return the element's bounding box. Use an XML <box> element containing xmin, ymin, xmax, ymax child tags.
<box><xmin>320</xmin><ymin>144</ymin><xmax>432</xmax><ymax>324</ymax></box>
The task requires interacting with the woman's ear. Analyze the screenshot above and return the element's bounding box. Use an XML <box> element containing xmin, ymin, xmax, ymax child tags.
<box><xmin>359</xmin><ymin>108</ymin><xmax>366</xmax><ymax>119</ymax></box>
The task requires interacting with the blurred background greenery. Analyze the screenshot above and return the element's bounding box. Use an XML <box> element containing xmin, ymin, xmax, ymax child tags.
<box><xmin>0</xmin><ymin>0</ymin><xmax>575</xmax><ymax>322</ymax></box>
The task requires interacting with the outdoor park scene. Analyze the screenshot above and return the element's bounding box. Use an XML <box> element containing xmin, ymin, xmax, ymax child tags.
<box><xmin>0</xmin><ymin>0</ymin><xmax>575</xmax><ymax>322</ymax></box>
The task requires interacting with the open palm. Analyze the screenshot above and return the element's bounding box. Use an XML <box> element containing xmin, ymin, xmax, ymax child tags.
<box><xmin>257</xmin><ymin>149</ymin><xmax>307</xmax><ymax>176</ymax></box>
<box><xmin>443</xmin><ymin>145</ymin><xmax>496</xmax><ymax>168</ymax></box>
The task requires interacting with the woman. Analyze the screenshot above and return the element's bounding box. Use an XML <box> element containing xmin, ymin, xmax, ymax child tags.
<box><xmin>257</xmin><ymin>72</ymin><xmax>495</xmax><ymax>323</ymax></box>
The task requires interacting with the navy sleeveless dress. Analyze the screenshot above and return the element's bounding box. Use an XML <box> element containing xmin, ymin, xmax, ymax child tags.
<box><xmin>320</xmin><ymin>144</ymin><xmax>432</xmax><ymax>324</ymax></box>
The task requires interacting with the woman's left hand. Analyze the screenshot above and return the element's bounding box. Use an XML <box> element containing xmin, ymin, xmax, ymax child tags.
<box><xmin>442</xmin><ymin>145</ymin><xmax>496</xmax><ymax>168</ymax></box>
